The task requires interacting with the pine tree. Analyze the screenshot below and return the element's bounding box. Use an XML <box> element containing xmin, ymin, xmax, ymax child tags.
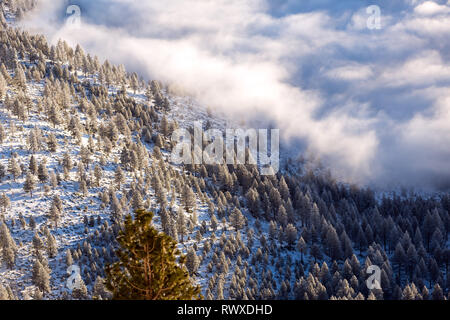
<box><xmin>186</xmin><ymin>248</ymin><xmax>200</xmax><ymax>276</ymax></box>
<box><xmin>47</xmin><ymin>133</ymin><xmax>58</xmax><ymax>152</ymax></box>
<box><xmin>176</xmin><ymin>208</ymin><xmax>187</xmax><ymax>243</ymax></box>
<box><xmin>3</xmin><ymin>246</ymin><xmax>15</xmax><ymax>269</ymax></box>
<box><xmin>46</xmin><ymin>233</ymin><xmax>58</xmax><ymax>258</ymax></box>
<box><xmin>23</xmin><ymin>172</ymin><xmax>36</xmax><ymax>197</ymax></box>
<box><xmin>66</xmin><ymin>249</ymin><xmax>73</xmax><ymax>266</ymax></box>
<box><xmin>63</xmin><ymin>152</ymin><xmax>73</xmax><ymax>172</ymax></box>
<box><xmin>229</xmin><ymin>208</ymin><xmax>245</xmax><ymax>231</ymax></box>
<box><xmin>14</xmin><ymin>66</ymin><xmax>26</xmax><ymax>89</ymax></box>
<box><xmin>49</xmin><ymin>202</ymin><xmax>61</xmax><ymax>228</ymax></box>
<box><xmin>131</xmin><ymin>189</ymin><xmax>144</xmax><ymax>211</ymax></box>
<box><xmin>115</xmin><ymin>166</ymin><xmax>125</xmax><ymax>190</ymax></box>
<box><xmin>79</xmin><ymin>179</ymin><xmax>88</xmax><ymax>197</ymax></box>
<box><xmin>310</xmin><ymin>244</ymin><xmax>323</xmax><ymax>263</ymax></box>
<box><xmin>32</xmin><ymin>259</ymin><xmax>51</xmax><ymax>293</ymax></box>
<box><xmin>29</xmin><ymin>155</ymin><xmax>38</xmax><ymax>175</ymax></box>
<box><xmin>431</xmin><ymin>283</ymin><xmax>444</xmax><ymax>300</ymax></box>
<box><xmin>0</xmin><ymin>73</ymin><xmax>6</xmax><ymax>101</ymax></box>
<box><xmin>110</xmin><ymin>193</ymin><xmax>123</xmax><ymax>221</ymax></box>
<box><xmin>53</xmin><ymin>195</ymin><xmax>63</xmax><ymax>213</ymax></box>
<box><xmin>49</xmin><ymin>171</ymin><xmax>58</xmax><ymax>189</ymax></box>
<box><xmin>94</xmin><ymin>165</ymin><xmax>102</xmax><ymax>187</ymax></box>
<box><xmin>297</xmin><ymin>237</ymin><xmax>307</xmax><ymax>263</ymax></box>
<box><xmin>285</xmin><ymin>224</ymin><xmax>297</xmax><ymax>248</ymax></box>
<box><xmin>0</xmin><ymin>193</ymin><xmax>10</xmax><ymax>213</ymax></box>
<box><xmin>93</xmin><ymin>276</ymin><xmax>109</xmax><ymax>300</ymax></box>
<box><xmin>105</xmin><ymin>210</ymin><xmax>201</xmax><ymax>300</ymax></box>
<box><xmin>181</xmin><ymin>185</ymin><xmax>196</xmax><ymax>212</ymax></box>
<box><xmin>393</xmin><ymin>242</ymin><xmax>406</xmax><ymax>280</ymax></box>
<box><xmin>279</xmin><ymin>176</ymin><xmax>290</xmax><ymax>201</ymax></box>
<box><xmin>326</xmin><ymin>226</ymin><xmax>343</xmax><ymax>261</ymax></box>
<box><xmin>72</xmin><ymin>278</ymin><xmax>88</xmax><ymax>300</ymax></box>
<box><xmin>0</xmin><ymin>164</ymin><xmax>5</xmax><ymax>181</ymax></box>
<box><xmin>32</xmin><ymin>232</ymin><xmax>44</xmax><ymax>253</ymax></box>
<box><xmin>37</xmin><ymin>161</ymin><xmax>49</xmax><ymax>184</ymax></box>
<box><xmin>0</xmin><ymin>284</ymin><xmax>9</xmax><ymax>300</ymax></box>
<box><xmin>8</xmin><ymin>156</ymin><xmax>21</xmax><ymax>181</ymax></box>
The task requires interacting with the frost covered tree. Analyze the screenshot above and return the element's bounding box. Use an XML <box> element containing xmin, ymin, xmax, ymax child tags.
<box><xmin>8</xmin><ymin>156</ymin><xmax>21</xmax><ymax>181</ymax></box>
<box><xmin>181</xmin><ymin>185</ymin><xmax>196</xmax><ymax>212</ymax></box>
<box><xmin>186</xmin><ymin>248</ymin><xmax>200</xmax><ymax>276</ymax></box>
<box><xmin>114</xmin><ymin>166</ymin><xmax>125</xmax><ymax>190</ymax></box>
<box><xmin>79</xmin><ymin>179</ymin><xmax>88</xmax><ymax>197</ymax></box>
<box><xmin>37</xmin><ymin>160</ymin><xmax>49</xmax><ymax>184</ymax></box>
<box><xmin>23</xmin><ymin>172</ymin><xmax>36</xmax><ymax>197</ymax></box>
<box><xmin>46</xmin><ymin>233</ymin><xmax>58</xmax><ymax>258</ymax></box>
<box><xmin>176</xmin><ymin>208</ymin><xmax>187</xmax><ymax>243</ymax></box>
<box><xmin>28</xmin><ymin>155</ymin><xmax>37</xmax><ymax>175</ymax></box>
<box><xmin>0</xmin><ymin>73</ymin><xmax>6</xmax><ymax>100</ymax></box>
<box><xmin>94</xmin><ymin>165</ymin><xmax>102</xmax><ymax>187</ymax></box>
<box><xmin>131</xmin><ymin>189</ymin><xmax>144</xmax><ymax>211</ymax></box>
<box><xmin>66</xmin><ymin>249</ymin><xmax>73</xmax><ymax>267</ymax></box>
<box><xmin>230</xmin><ymin>208</ymin><xmax>245</xmax><ymax>231</ymax></box>
<box><xmin>93</xmin><ymin>276</ymin><xmax>109</xmax><ymax>300</ymax></box>
<box><xmin>32</xmin><ymin>259</ymin><xmax>51</xmax><ymax>293</ymax></box>
<box><xmin>0</xmin><ymin>193</ymin><xmax>11</xmax><ymax>213</ymax></box>
<box><xmin>110</xmin><ymin>193</ymin><xmax>123</xmax><ymax>221</ymax></box>
<box><xmin>0</xmin><ymin>164</ymin><xmax>5</xmax><ymax>182</ymax></box>
<box><xmin>14</xmin><ymin>66</ymin><xmax>26</xmax><ymax>89</ymax></box>
<box><xmin>49</xmin><ymin>202</ymin><xmax>61</xmax><ymax>228</ymax></box>
<box><xmin>285</xmin><ymin>224</ymin><xmax>297</xmax><ymax>248</ymax></box>
<box><xmin>47</xmin><ymin>133</ymin><xmax>58</xmax><ymax>152</ymax></box>
<box><xmin>72</xmin><ymin>278</ymin><xmax>88</xmax><ymax>300</ymax></box>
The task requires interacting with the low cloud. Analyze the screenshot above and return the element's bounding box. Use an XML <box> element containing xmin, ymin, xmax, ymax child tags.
<box><xmin>19</xmin><ymin>0</ymin><xmax>450</xmax><ymax>190</ymax></box>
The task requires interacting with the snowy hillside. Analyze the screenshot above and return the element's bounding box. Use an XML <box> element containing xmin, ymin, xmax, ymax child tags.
<box><xmin>0</xmin><ymin>0</ymin><xmax>448</xmax><ymax>301</ymax></box>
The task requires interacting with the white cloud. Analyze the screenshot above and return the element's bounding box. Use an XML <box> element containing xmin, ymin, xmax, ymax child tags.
<box><xmin>414</xmin><ymin>1</ymin><xmax>450</xmax><ymax>15</ymax></box>
<box><xmin>18</xmin><ymin>0</ymin><xmax>450</xmax><ymax>189</ymax></box>
<box><xmin>325</xmin><ymin>64</ymin><xmax>374</xmax><ymax>81</ymax></box>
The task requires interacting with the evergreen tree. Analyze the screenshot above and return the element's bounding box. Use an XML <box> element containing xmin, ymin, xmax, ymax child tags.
<box><xmin>285</xmin><ymin>224</ymin><xmax>297</xmax><ymax>248</ymax></box>
<box><xmin>297</xmin><ymin>237</ymin><xmax>307</xmax><ymax>263</ymax></box>
<box><xmin>66</xmin><ymin>249</ymin><xmax>73</xmax><ymax>266</ymax></box>
<box><xmin>37</xmin><ymin>161</ymin><xmax>49</xmax><ymax>184</ymax></box>
<box><xmin>72</xmin><ymin>278</ymin><xmax>88</xmax><ymax>300</ymax></box>
<box><xmin>229</xmin><ymin>208</ymin><xmax>245</xmax><ymax>231</ymax></box>
<box><xmin>105</xmin><ymin>210</ymin><xmax>201</xmax><ymax>300</ymax></box>
<box><xmin>49</xmin><ymin>202</ymin><xmax>61</xmax><ymax>228</ymax></box>
<box><xmin>115</xmin><ymin>166</ymin><xmax>125</xmax><ymax>190</ymax></box>
<box><xmin>46</xmin><ymin>233</ymin><xmax>58</xmax><ymax>258</ymax></box>
<box><xmin>186</xmin><ymin>248</ymin><xmax>200</xmax><ymax>276</ymax></box>
<box><xmin>79</xmin><ymin>179</ymin><xmax>88</xmax><ymax>197</ymax></box>
<box><xmin>431</xmin><ymin>283</ymin><xmax>444</xmax><ymax>300</ymax></box>
<box><xmin>8</xmin><ymin>156</ymin><xmax>21</xmax><ymax>181</ymax></box>
<box><xmin>23</xmin><ymin>172</ymin><xmax>36</xmax><ymax>197</ymax></box>
<box><xmin>32</xmin><ymin>259</ymin><xmax>51</xmax><ymax>293</ymax></box>
<box><xmin>29</xmin><ymin>155</ymin><xmax>38</xmax><ymax>175</ymax></box>
<box><xmin>93</xmin><ymin>276</ymin><xmax>109</xmax><ymax>300</ymax></box>
<box><xmin>47</xmin><ymin>133</ymin><xmax>58</xmax><ymax>152</ymax></box>
<box><xmin>181</xmin><ymin>185</ymin><xmax>196</xmax><ymax>212</ymax></box>
<box><xmin>176</xmin><ymin>208</ymin><xmax>187</xmax><ymax>243</ymax></box>
<box><xmin>0</xmin><ymin>193</ymin><xmax>11</xmax><ymax>213</ymax></box>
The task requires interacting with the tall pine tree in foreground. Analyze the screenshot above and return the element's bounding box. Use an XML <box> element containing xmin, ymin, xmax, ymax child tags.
<box><xmin>105</xmin><ymin>209</ymin><xmax>201</xmax><ymax>300</ymax></box>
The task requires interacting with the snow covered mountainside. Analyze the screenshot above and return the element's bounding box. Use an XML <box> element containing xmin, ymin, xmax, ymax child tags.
<box><xmin>0</xmin><ymin>1</ymin><xmax>448</xmax><ymax>300</ymax></box>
